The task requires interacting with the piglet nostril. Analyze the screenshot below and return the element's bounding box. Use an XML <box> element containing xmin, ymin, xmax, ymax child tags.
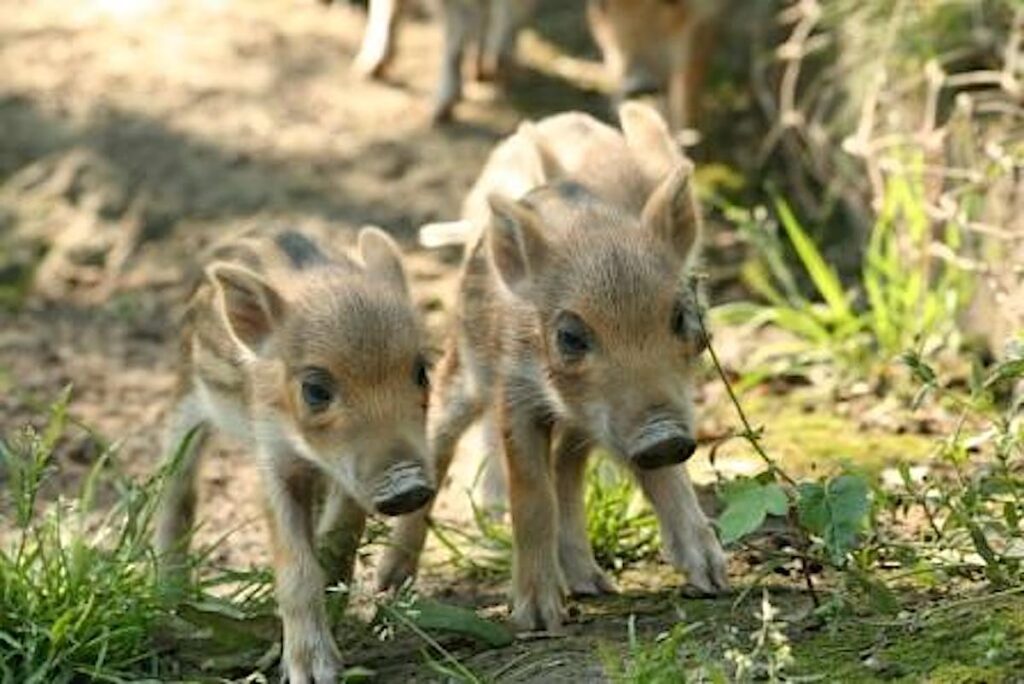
<box><xmin>375</xmin><ymin>484</ymin><xmax>435</xmax><ymax>516</ymax></box>
<box><xmin>629</xmin><ymin>434</ymin><xmax>697</xmax><ymax>470</ymax></box>
<box><xmin>373</xmin><ymin>461</ymin><xmax>435</xmax><ymax>516</ymax></box>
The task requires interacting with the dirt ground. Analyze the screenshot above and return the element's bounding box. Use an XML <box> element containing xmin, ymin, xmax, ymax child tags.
<box><xmin>0</xmin><ymin>0</ymin><xmax>954</xmax><ymax>680</ymax></box>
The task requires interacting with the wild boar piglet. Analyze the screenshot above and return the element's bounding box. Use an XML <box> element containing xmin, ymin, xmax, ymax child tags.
<box><xmin>381</xmin><ymin>102</ymin><xmax>729</xmax><ymax>633</ymax></box>
<box><xmin>353</xmin><ymin>0</ymin><xmax>537</xmax><ymax>123</ymax></box>
<box><xmin>588</xmin><ymin>0</ymin><xmax>719</xmax><ymax>129</ymax></box>
<box><xmin>154</xmin><ymin>227</ymin><xmax>432</xmax><ymax>684</ymax></box>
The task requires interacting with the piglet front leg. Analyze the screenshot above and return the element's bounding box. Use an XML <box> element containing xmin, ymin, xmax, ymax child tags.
<box><xmin>501</xmin><ymin>405</ymin><xmax>567</xmax><ymax>633</ymax></box>
<box><xmin>352</xmin><ymin>0</ymin><xmax>407</xmax><ymax>79</ymax></box>
<box><xmin>635</xmin><ymin>464</ymin><xmax>729</xmax><ymax>596</ymax></box>
<box><xmin>262</xmin><ymin>457</ymin><xmax>342</xmax><ymax>684</ymax></box>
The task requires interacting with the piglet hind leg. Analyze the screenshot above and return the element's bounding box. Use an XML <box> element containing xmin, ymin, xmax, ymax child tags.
<box><xmin>153</xmin><ymin>390</ymin><xmax>210</xmax><ymax>591</ymax></box>
<box><xmin>316</xmin><ymin>481</ymin><xmax>367</xmax><ymax>591</ymax></box>
<box><xmin>554</xmin><ymin>429</ymin><xmax>617</xmax><ymax>597</ymax></box>
<box><xmin>634</xmin><ymin>464</ymin><xmax>729</xmax><ymax>595</ymax></box>
<box><xmin>376</xmin><ymin>346</ymin><xmax>481</xmax><ymax>591</ymax></box>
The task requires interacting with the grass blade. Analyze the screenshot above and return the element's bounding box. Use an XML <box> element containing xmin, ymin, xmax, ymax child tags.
<box><xmin>774</xmin><ymin>197</ymin><xmax>853</xmax><ymax>323</ymax></box>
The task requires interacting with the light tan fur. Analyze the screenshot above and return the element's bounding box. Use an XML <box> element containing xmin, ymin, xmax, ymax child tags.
<box><xmin>154</xmin><ymin>227</ymin><xmax>432</xmax><ymax>683</ymax></box>
<box><xmin>587</xmin><ymin>0</ymin><xmax>720</xmax><ymax>130</ymax></box>
<box><xmin>382</xmin><ymin>103</ymin><xmax>728</xmax><ymax>632</ymax></box>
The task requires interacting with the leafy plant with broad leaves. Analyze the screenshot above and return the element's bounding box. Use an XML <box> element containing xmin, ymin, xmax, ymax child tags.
<box><xmin>715</xmin><ymin>471</ymin><xmax>872</xmax><ymax>569</ymax></box>
<box><xmin>796</xmin><ymin>475</ymin><xmax>871</xmax><ymax>566</ymax></box>
<box><xmin>716</xmin><ymin>476</ymin><xmax>788</xmax><ymax>546</ymax></box>
<box><xmin>708</xmin><ymin>306</ymin><xmax>1023</xmax><ymax>608</ymax></box>
<box><xmin>701</xmin><ymin>310</ymin><xmax>873</xmax><ymax>575</ymax></box>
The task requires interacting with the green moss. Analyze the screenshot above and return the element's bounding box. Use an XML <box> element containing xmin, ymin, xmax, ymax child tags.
<box><xmin>927</xmin><ymin>664</ymin><xmax>1012</xmax><ymax>684</ymax></box>
<box><xmin>765</xmin><ymin>410</ymin><xmax>931</xmax><ymax>474</ymax></box>
<box><xmin>791</xmin><ymin>594</ymin><xmax>1024</xmax><ymax>682</ymax></box>
<box><xmin>709</xmin><ymin>391</ymin><xmax>934</xmax><ymax>478</ymax></box>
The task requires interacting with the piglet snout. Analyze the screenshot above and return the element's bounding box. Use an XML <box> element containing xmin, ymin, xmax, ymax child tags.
<box><xmin>628</xmin><ymin>422</ymin><xmax>696</xmax><ymax>469</ymax></box>
<box><xmin>373</xmin><ymin>463</ymin><xmax>435</xmax><ymax>516</ymax></box>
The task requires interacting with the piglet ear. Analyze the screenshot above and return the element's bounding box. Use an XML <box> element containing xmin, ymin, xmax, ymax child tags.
<box><xmin>641</xmin><ymin>160</ymin><xmax>702</xmax><ymax>266</ymax></box>
<box><xmin>517</xmin><ymin>121</ymin><xmax>563</xmax><ymax>185</ymax></box>
<box><xmin>486</xmin><ymin>194</ymin><xmax>550</xmax><ymax>294</ymax></box>
<box><xmin>358</xmin><ymin>226</ymin><xmax>409</xmax><ymax>296</ymax></box>
<box><xmin>207</xmin><ymin>262</ymin><xmax>285</xmax><ymax>356</ymax></box>
<box><xmin>619</xmin><ymin>101</ymin><xmax>684</xmax><ymax>181</ymax></box>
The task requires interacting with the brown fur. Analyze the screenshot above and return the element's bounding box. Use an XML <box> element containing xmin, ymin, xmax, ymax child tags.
<box><xmin>154</xmin><ymin>227</ymin><xmax>432</xmax><ymax>683</ymax></box>
<box><xmin>380</xmin><ymin>103</ymin><xmax>728</xmax><ymax>632</ymax></box>
<box><xmin>588</xmin><ymin>0</ymin><xmax>720</xmax><ymax>130</ymax></box>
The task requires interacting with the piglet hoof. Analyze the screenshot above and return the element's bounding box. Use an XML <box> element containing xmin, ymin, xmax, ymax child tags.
<box><xmin>430</xmin><ymin>101</ymin><xmax>456</xmax><ymax>126</ymax></box>
<box><xmin>510</xmin><ymin>583</ymin><xmax>567</xmax><ymax>635</ymax></box>
<box><xmin>430</xmin><ymin>83</ymin><xmax>460</xmax><ymax>126</ymax></box>
<box><xmin>564</xmin><ymin>563</ymin><xmax>618</xmax><ymax>598</ymax></box>
<box><xmin>281</xmin><ymin>633</ymin><xmax>341</xmax><ymax>684</ymax></box>
<box><xmin>476</xmin><ymin>56</ymin><xmax>515</xmax><ymax>85</ymax></box>
<box><xmin>352</xmin><ymin>49</ymin><xmax>391</xmax><ymax>80</ymax></box>
<box><xmin>375</xmin><ymin>548</ymin><xmax>418</xmax><ymax>592</ymax></box>
<box><xmin>673</xmin><ymin>524</ymin><xmax>730</xmax><ymax>597</ymax></box>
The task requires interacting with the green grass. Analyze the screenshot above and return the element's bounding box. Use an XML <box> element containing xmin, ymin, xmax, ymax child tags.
<box><xmin>0</xmin><ymin>394</ymin><xmax>508</xmax><ymax>682</ymax></box>
<box><xmin>586</xmin><ymin>455</ymin><xmax>661</xmax><ymax>572</ymax></box>
<box><xmin>430</xmin><ymin>452</ymin><xmax>663</xmax><ymax>579</ymax></box>
<box><xmin>0</xmin><ymin>393</ymin><xmax>171</xmax><ymax>682</ymax></box>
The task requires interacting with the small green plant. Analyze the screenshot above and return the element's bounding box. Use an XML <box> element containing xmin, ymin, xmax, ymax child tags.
<box><xmin>586</xmin><ymin>455</ymin><xmax>661</xmax><ymax>571</ymax></box>
<box><xmin>889</xmin><ymin>346</ymin><xmax>1024</xmax><ymax>586</ymax></box>
<box><xmin>603</xmin><ymin>616</ymin><xmax>727</xmax><ymax>684</ymax></box>
<box><xmin>603</xmin><ymin>590</ymin><xmax>798</xmax><ymax>683</ymax></box>
<box><xmin>432</xmin><ymin>453</ymin><xmax>662</xmax><ymax>578</ymax></box>
<box><xmin>699</xmin><ymin>316</ymin><xmax>873</xmax><ymax>601</ymax></box>
<box><xmin>372</xmin><ymin>583</ymin><xmax>512</xmax><ymax>683</ymax></box>
<box><xmin>430</xmin><ymin>498</ymin><xmax>513</xmax><ymax>580</ymax></box>
<box><xmin>705</xmin><ymin>295</ymin><xmax>1024</xmax><ymax>612</ymax></box>
<box><xmin>723</xmin><ymin>591</ymin><xmax>796</xmax><ymax>683</ymax></box>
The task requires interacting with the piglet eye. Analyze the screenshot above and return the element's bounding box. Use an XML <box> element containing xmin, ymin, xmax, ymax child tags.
<box><xmin>671</xmin><ymin>302</ymin><xmax>708</xmax><ymax>354</ymax></box>
<box><xmin>413</xmin><ymin>356</ymin><xmax>430</xmax><ymax>390</ymax></box>
<box><xmin>301</xmin><ymin>369</ymin><xmax>335</xmax><ymax>412</ymax></box>
<box><xmin>671</xmin><ymin>303</ymin><xmax>688</xmax><ymax>337</ymax></box>
<box><xmin>558</xmin><ymin>328</ymin><xmax>589</xmax><ymax>355</ymax></box>
<box><xmin>555</xmin><ymin>311</ymin><xmax>594</xmax><ymax>361</ymax></box>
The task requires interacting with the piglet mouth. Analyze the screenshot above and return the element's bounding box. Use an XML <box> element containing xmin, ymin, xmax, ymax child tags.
<box><xmin>627</xmin><ymin>421</ymin><xmax>697</xmax><ymax>469</ymax></box>
<box><xmin>372</xmin><ymin>463</ymin><xmax>435</xmax><ymax>516</ymax></box>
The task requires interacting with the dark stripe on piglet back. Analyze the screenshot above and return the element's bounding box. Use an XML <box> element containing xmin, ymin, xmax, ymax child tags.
<box><xmin>275</xmin><ymin>230</ymin><xmax>329</xmax><ymax>269</ymax></box>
